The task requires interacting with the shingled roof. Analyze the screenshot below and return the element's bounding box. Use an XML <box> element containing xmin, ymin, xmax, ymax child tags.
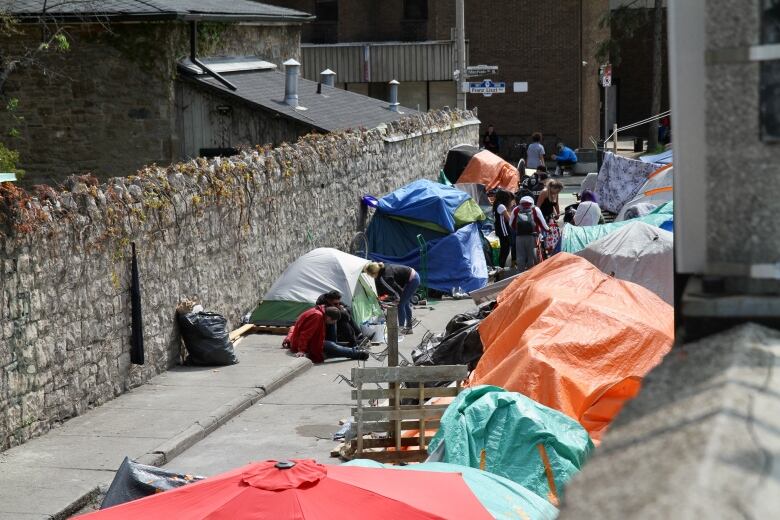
<box><xmin>180</xmin><ymin>64</ymin><xmax>415</xmax><ymax>132</ymax></box>
<box><xmin>0</xmin><ymin>1</ymin><xmax>314</xmax><ymax>22</ymax></box>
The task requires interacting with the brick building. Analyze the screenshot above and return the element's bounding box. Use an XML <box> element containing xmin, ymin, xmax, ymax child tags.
<box><xmin>267</xmin><ymin>0</ymin><xmax>609</xmax><ymax>159</ymax></box>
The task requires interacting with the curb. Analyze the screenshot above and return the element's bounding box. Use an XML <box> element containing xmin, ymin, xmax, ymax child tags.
<box><xmin>57</xmin><ymin>356</ymin><xmax>312</xmax><ymax>518</ymax></box>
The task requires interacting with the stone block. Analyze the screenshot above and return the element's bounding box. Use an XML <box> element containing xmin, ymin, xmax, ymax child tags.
<box><xmin>561</xmin><ymin>324</ymin><xmax>780</xmax><ymax>519</ymax></box>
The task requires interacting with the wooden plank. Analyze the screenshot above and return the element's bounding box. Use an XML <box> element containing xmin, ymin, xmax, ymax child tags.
<box><xmin>354</xmin><ymin>449</ymin><xmax>428</xmax><ymax>464</ymax></box>
<box><xmin>351</xmin><ymin>386</ymin><xmax>459</xmax><ymax>401</ymax></box>
<box><xmin>359</xmin><ymin>436</ymin><xmax>436</xmax><ymax>449</ymax></box>
<box><xmin>229</xmin><ymin>324</ymin><xmax>256</xmax><ymax>342</ymax></box>
<box><xmin>253</xmin><ymin>325</ymin><xmax>290</xmax><ymax>335</ymax></box>
<box><xmin>353</xmin><ymin>406</ymin><xmax>449</xmax><ymax>422</ymax></box>
<box><xmin>351</xmin><ymin>365</ymin><xmax>469</xmax><ymax>385</ymax></box>
<box><xmin>359</xmin><ymin>420</ymin><xmax>440</xmax><ymax>433</ymax></box>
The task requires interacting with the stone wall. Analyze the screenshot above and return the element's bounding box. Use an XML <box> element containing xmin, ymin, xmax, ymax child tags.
<box><xmin>0</xmin><ymin>22</ymin><xmax>302</xmax><ymax>186</ymax></box>
<box><xmin>0</xmin><ymin>109</ymin><xmax>479</xmax><ymax>451</ymax></box>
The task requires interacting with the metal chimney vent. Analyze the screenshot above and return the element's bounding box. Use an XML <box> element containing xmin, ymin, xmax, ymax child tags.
<box><xmin>388</xmin><ymin>79</ymin><xmax>400</xmax><ymax>112</ymax></box>
<box><xmin>320</xmin><ymin>68</ymin><xmax>336</xmax><ymax>87</ymax></box>
<box><xmin>283</xmin><ymin>58</ymin><xmax>301</xmax><ymax>107</ymax></box>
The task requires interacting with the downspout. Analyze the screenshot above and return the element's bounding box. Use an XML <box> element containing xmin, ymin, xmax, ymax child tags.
<box><xmin>189</xmin><ymin>21</ymin><xmax>237</xmax><ymax>91</ymax></box>
<box><xmin>579</xmin><ymin>0</ymin><xmax>583</xmax><ymax>147</ymax></box>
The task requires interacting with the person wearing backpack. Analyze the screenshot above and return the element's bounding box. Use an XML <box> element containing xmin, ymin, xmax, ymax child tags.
<box><xmin>512</xmin><ymin>196</ymin><xmax>548</xmax><ymax>271</ymax></box>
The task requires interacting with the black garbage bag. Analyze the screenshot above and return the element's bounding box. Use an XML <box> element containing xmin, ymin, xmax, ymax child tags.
<box><xmin>101</xmin><ymin>457</ymin><xmax>204</xmax><ymax>509</ymax></box>
<box><xmin>178</xmin><ymin>311</ymin><xmax>238</xmax><ymax>366</ymax></box>
<box><xmin>413</xmin><ymin>323</ymin><xmax>484</xmax><ymax>370</ymax></box>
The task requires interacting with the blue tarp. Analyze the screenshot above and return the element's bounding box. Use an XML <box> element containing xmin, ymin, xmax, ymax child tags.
<box><xmin>367</xmin><ymin>213</ymin><xmax>446</xmax><ymax>258</ymax></box>
<box><xmin>640</xmin><ymin>149</ymin><xmax>673</xmax><ymax>165</ymax></box>
<box><xmin>377</xmin><ymin>179</ymin><xmax>472</xmax><ymax>233</ymax></box>
<box><xmin>369</xmin><ymin>222</ymin><xmax>488</xmax><ymax>293</ymax></box>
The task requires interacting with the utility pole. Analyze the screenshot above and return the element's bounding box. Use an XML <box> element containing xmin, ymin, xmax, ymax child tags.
<box><xmin>455</xmin><ymin>0</ymin><xmax>467</xmax><ymax>110</ymax></box>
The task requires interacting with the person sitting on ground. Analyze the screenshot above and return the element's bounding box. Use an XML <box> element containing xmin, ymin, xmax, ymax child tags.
<box><xmin>537</xmin><ymin>179</ymin><xmax>563</xmax><ymax>222</ymax></box>
<box><xmin>364</xmin><ymin>262</ymin><xmax>420</xmax><ymax>335</ymax></box>
<box><xmin>564</xmin><ymin>190</ymin><xmax>604</xmax><ymax>225</ymax></box>
<box><xmin>526</xmin><ymin>132</ymin><xmax>546</xmax><ymax>170</ymax></box>
<box><xmin>511</xmin><ymin>196</ymin><xmax>548</xmax><ymax>272</ymax></box>
<box><xmin>551</xmin><ymin>143</ymin><xmax>578</xmax><ymax>175</ymax></box>
<box><xmin>315</xmin><ymin>290</ymin><xmax>363</xmax><ymax>347</ymax></box>
<box><xmin>287</xmin><ymin>305</ymin><xmax>369</xmax><ymax>363</ymax></box>
<box><xmin>492</xmin><ymin>189</ymin><xmax>515</xmax><ymax>269</ymax></box>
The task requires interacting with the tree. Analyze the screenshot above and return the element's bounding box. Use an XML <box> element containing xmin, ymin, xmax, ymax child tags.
<box><xmin>647</xmin><ymin>0</ymin><xmax>664</xmax><ymax>151</ymax></box>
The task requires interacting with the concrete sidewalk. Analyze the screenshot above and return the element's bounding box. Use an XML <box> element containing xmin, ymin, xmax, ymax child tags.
<box><xmin>0</xmin><ymin>336</ymin><xmax>312</xmax><ymax>520</ymax></box>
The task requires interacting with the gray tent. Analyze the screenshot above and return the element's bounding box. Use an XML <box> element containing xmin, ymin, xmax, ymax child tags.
<box><xmin>576</xmin><ymin>221</ymin><xmax>673</xmax><ymax>304</ymax></box>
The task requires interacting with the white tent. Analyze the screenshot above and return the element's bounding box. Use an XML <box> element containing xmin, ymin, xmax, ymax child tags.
<box><xmin>576</xmin><ymin>221</ymin><xmax>674</xmax><ymax>304</ymax></box>
<box><xmin>616</xmin><ymin>165</ymin><xmax>673</xmax><ymax>221</ymax></box>
<box><xmin>250</xmin><ymin>248</ymin><xmax>381</xmax><ymax>326</ymax></box>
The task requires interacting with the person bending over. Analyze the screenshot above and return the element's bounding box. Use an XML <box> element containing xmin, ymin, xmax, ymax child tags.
<box><xmin>364</xmin><ymin>262</ymin><xmax>420</xmax><ymax>335</ymax></box>
<box><xmin>551</xmin><ymin>143</ymin><xmax>578</xmax><ymax>175</ymax></box>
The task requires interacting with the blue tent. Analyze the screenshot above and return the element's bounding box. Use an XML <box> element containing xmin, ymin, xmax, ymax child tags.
<box><xmin>367</xmin><ymin>180</ymin><xmax>488</xmax><ymax>294</ymax></box>
<box><xmin>640</xmin><ymin>149</ymin><xmax>673</xmax><ymax>165</ymax></box>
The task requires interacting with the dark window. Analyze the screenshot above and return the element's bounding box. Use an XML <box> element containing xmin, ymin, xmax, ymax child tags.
<box><xmin>761</xmin><ymin>0</ymin><xmax>780</xmax><ymax>141</ymax></box>
<box><xmin>315</xmin><ymin>0</ymin><xmax>338</xmax><ymax>22</ymax></box>
<box><xmin>403</xmin><ymin>0</ymin><xmax>428</xmax><ymax>21</ymax></box>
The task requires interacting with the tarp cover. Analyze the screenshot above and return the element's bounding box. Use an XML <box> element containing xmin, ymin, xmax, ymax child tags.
<box><xmin>457</xmin><ymin>150</ymin><xmax>520</xmax><ymax>192</ymax></box>
<box><xmin>368</xmin><ymin>222</ymin><xmax>488</xmax><ymax>293</ymax></box>
<box><xmin>616</xmin><ymin>165</ymin><xmax>673</xmax><ymax>221</ymax></box>
<box><xmin>443</xmin><ymin>143</ymin><xmax>480</xmax><ymax>184</ymax></box>
<box><xmin>376</xmin><ymin>179</ymin><xmax>484</xmax><ymax>234</ymax></box>
<box><xmin>471</xmin><ymin>253</ymin><xmax>674</xmax><ymax>442</ymax></box>
<box><xmin>595</xmin><ymin>152</ymin><xmax>663</xmax><ymax>213</ymax></box>
<box><xmin>101</xmin><ymin>457</ymin><xmax>204</xmax><ymax>509</ymax></box>
<box><xmin>428</xmin><ymin>386</ymin><xmax>593</xmax><ymax>501</ymax></box>
<box><xmin>561</xmin><ymin>202</ymin><xmax>673</xmax><ymax>253</ymax></box>
<box><xmin>345</xmin><ymin>459</ymin><xmax>559</xmax><ymax>520</ymax></box>
<box><xmin>578</xmin><ymin>221</ymin><xmax>674</xmax><ymax>304</ymax></box>
<box><xmin>639</xmin><ymin>148</ymin><xmax>673</xmax><ymax>164</ymax></box>
<box><xmin>250</xmin><ymin>248</ymin><xmax>381</xmax><ymax>326</ymax></box>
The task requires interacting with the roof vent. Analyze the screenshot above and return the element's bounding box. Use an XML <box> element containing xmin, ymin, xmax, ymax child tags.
<box><xmin>283</xmin><ymin>58</ymin><xmax>300</xmax><ymax>107</ymax></box>
<box><xmin>388</xmin><ymin>79</ymin><xmax>400</xmax><ymax>112</ymax></box>
<box><xmin>320</xmin><ymin>69</ymin><xmax>336</xmax><ymax>87</ymax></box>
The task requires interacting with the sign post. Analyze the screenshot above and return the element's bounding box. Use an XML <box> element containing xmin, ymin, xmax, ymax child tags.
<box><xmin>600</xmin><ymin>64</ymin><xmax>612</xmax><ymax>142</ymax></box>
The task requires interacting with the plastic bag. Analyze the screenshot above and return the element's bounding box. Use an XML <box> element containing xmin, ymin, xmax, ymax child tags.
<box><xmin>101</xmin><ymin>457</ymin><xmax>204</xmax><ymax>509</ymax></box>
<box><xmin>178</xmin><ymin>311</ymin><xmax>238</xmax><ymax>366</ymax></box>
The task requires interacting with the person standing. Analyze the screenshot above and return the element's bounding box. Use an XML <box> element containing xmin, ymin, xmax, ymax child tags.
<box><xmin>492</xmin><ymin>189</ymin><xmax>515</xmax><ymax>268</ymax></box>
<box><xmin>364</xmin><ymin>262</ymin><xmax>420</xmax><ymax>335</ymax></box>
<box><xmin>511</xmin><ymin>196</ymin><xmax>548</xmax><ymax>271</ymax></box>
<box><xmin>483</xmin><ymin>125</ymin><xmax>500</xmax><ymax>155</ymax></box>
<box><xmin>526</xmin><ymin>132</ymin><xmax>546</xmax><ymax>170</ymax></box>
<box><xmin>286</xmin><ymin>305</ymin><xmax>369</xmax><ymax>363</ymax></box>
<box><xmin>537</xmin><ymin>179</ymin><xmax>563</xmax><ymax>222</ymax></box>
<box><xmin>551</xmin><ymin>143</ymin><xmax>578</xmax><ymax>175</ymax></box>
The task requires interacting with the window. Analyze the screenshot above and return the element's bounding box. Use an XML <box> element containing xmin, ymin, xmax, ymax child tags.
<box><xmin>315</xmin><ymin>0</ymin><xmax>338</xmax><ymax>22</ymax></box>
<box><xmin>403</xmin><ymin>0</ymin><xmax>428</xmax><ymax>21</ymax></box>
<box><xmin>761</xmin><ymin>0</ymin><xmax>780</xmax><ymax>141</ymax></box>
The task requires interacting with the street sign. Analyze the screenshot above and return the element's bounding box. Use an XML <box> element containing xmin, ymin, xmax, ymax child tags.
<box><xmin>513</xmin><ymin>82</ymin><xmax>528</xmax><ymax>93</ymax></box>
<box><xmin>600</xmin><ymin>63</ymin><xmax>612</xmax><ymax>87</ymax></box>
<box><xmin>466</xmin><ymin>64</ymin><xmax>499</xmax><ymax>76</ymax></box>
<box><xmin>468</xmin><ymin>79</ymin><xmax>506</xmax><ymax>97</ymax></box>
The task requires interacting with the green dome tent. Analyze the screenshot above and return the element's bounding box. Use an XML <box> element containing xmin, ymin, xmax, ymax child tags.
<box><xmin>250</xmin><ymin>248</ymin><xmax>382</xmax><ymax>327</ymax></box>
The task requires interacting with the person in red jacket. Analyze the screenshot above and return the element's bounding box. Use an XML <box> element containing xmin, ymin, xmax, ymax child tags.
<box><xmin>287</xmin><ymin>306</ymin><xmax>369</xmax><ymax>363</ymax></box>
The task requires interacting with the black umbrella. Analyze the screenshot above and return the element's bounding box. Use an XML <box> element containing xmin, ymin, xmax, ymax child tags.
<box><xmin>130</xmin><ymin>242</ymin><xmax>144</xmax><ymax>365</ymax></box>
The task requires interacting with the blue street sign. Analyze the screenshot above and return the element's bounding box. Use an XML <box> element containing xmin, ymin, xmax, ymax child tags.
<box><xmin>468</xmin><ymin>79</ymin><xmax>506</xmax><ymax>97</ymax></box>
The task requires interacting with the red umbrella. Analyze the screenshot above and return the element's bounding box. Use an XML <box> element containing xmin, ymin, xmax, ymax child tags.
<box><xmin>78</xmin><ymin>459</ymin><xmax>492</xmax><ymax>519</ymax></box>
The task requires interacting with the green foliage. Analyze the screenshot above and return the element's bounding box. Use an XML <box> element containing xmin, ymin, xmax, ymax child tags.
<box><xmin>0</xmin><ymin>141</ymin><xmax>23</xmax><ymax>176</ymax></box>
<box><xmin>595</xmin><ymin>5</ymin><xmax>651</xmax><ymax>66</ymax></box>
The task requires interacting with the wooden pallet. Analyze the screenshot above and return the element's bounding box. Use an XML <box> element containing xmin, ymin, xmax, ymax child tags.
<box><xmin>348</xmin><ymin>364</ymin><xmax>468</xmax><ymax>464</ymax></box>
<box><xmin>252</xmin><ymin>324</ymin><xmax>290</xmax><ymax>335</ymax></box>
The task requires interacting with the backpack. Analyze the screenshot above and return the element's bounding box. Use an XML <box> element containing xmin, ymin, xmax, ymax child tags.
<box><xmin>514</xmin><ymin>207</ymin><xmax>535</xmax><ymax>236</ymax></box>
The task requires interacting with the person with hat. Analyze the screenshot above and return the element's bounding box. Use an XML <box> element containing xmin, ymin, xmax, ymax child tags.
<box><xmin>511</xmin><ymin>196</ymin><xmax>548</xmax><ymax>271</ymax></box>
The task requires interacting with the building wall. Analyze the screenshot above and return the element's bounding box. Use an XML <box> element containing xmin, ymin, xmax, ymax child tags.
<box><xmin>175</xmin><ymin>81</ymin><xmax>313</xmax><ymax>159</ymax></box>
<box><xmin>705</xmin><ymin>0</ymin><xmax>780</xmax><ymax>268</ymax></box>
<box><xmin>612</xmin><ymin>8</ymin><xmax>670</xmax><ymax>139</ymax></box>
<box><xmin>0</xmin><ymin>109</ymin><xmax>479</xmax><ymax>451</ymax></box>
<box><xmin>0</xmin><ymin>22</ymin><xmax>301</xmax><ymax>186</ymax></box>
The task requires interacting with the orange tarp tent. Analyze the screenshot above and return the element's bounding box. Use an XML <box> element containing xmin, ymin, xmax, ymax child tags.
<box><xmin>471</xmin><ymin>253</ymin><xmax>674</xmax><ymax>442</ymax></box>
<box><xmin>456</xmin><ymin>150</ymin><xmax>519</xmax><ymax>192</ymax></box>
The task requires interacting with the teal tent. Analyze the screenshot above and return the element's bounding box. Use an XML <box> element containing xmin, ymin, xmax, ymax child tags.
<box><xmin>428</xmin><ymin>385</ymin><xmax>593</xmax><ymax>501</ymax></box>
<box><xmin>561</xmin><ymin>201</ymin><xmax>673</xmax><ymax>253</ymax></box>
<box><xmin>344</xmin><ymin>460</ymin><xmax>558</xmax><ymax>520</ymax></box>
